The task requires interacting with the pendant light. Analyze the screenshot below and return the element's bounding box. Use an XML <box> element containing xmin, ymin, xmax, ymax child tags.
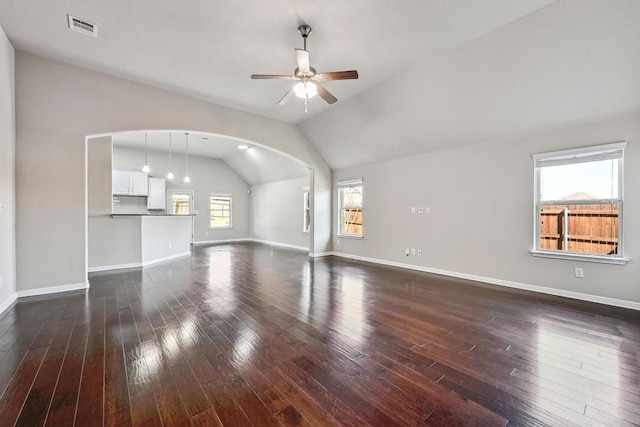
<box><xmin>166</xmin><ymin>133</ymin><xmax>174</xmax><ymax>180</ymax></box>
<box><xmin>142</xmin><ymin>132</ymin><xmax>150</xmax><ymax>173</ymax></box>
<box><xmin>184</xmin><ymin>132</ymin><xmax>190</xmax><ymax>183</ymax></box>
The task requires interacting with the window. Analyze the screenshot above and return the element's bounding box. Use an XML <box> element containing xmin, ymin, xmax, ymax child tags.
<box><xmin>303</xmin><ymin>187</ymin><xmax>311</xmax><ymax>233</ymax></box>
<box><xmin>337</xmin><ymin>179</ymin><xmax>363</xmax><ymax>237</ymax></box>
<box><xmin>532</xmin><ymin>142</ymin><xmax>626</xmax><ymax>264</ymax></box>
<box><xmin>210</xmin><ymin>194</ymin><xmax>232</xmax><ymax>228</ymax></box>
<box><xmin>167</xmin><ymin>189</ymin><xmax>193</xmax><ymax>214</ymax></box>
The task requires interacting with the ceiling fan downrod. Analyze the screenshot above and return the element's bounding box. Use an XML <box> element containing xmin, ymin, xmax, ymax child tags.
<box><xmin>298</xmin><ymin>24</ymin><xmax>311</xmax><ymax>50</ymax></box>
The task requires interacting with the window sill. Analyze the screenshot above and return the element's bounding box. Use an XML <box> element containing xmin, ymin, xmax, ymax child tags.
<box><xmin>530</xmin><ymin>250</ymin><xmax>628</xmax><ymax>265</ymax></box>
<box><xmin>209</xmin><ymin>226</ymin><xmax>233</xmax><ymax>230</ymax></box>
<box><xmin>336</xmin><ymin>234</ymin><xmax>363</xmax><ymax>239</ymax></box>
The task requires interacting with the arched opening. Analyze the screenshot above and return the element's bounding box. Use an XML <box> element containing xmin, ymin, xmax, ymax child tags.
<box><xmin>86</xmin><ymin>129</ymin><xmax>314</xmax><ymax>276</ymax></box>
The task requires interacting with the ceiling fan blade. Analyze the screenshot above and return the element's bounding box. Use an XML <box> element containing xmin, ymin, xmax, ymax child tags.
<box><xmin>251</xmin><ymin>74</ymin><xmax>294</xmax><ymax>80</ymax></box>
<box><xmin>278</xmin><ymin>88</ymin><xmax>295</xmax><ymax>105</ymax></box>
<box><xmin>317</xmin><ymin>70</ymin><xmax>359</xmax><ymax>80</ymax></box>
<box><xmin>316</xmin><ymin>83</ymin><xmax>337</xmax><ymax>104</ymax></box>
<box><xmin>295</xmin><ymin>49</ymin><xmax>310</xmax><ymax>73</ymax></box>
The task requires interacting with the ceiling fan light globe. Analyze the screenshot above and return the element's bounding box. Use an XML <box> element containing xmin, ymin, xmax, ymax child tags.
<box><xmin>293</xmin><ymin>81</ymin><xmax>318</xmax><ymax>99</ymax></box>
<box><xmin>167</xmin><ymin>172</ymin><xmax>174</xmax><ymax>179</ymax></box>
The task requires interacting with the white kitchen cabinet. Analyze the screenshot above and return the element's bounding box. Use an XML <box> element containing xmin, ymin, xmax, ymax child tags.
<box><xmin>147</xmin><ymin>178</ymin><xmax>166</xmax><ymax>210</ymax></box>
<box><xmin>112</xmin><ymin>170</ymin><xmax>148</xmax><ymax>195</ymax></box>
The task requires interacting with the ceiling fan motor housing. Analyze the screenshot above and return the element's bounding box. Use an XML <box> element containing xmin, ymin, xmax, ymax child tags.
<box><xmin>295</xmin><ymin>67</ymin><xmax>317</xmax><ymax>78</ymax></box>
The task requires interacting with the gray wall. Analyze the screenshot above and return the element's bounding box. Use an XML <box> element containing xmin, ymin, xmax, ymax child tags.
<box><xmin>113</xmin><ymin>145</ymin><xmax>250</xmax><ymax>243</ymax></box>
<box><xmin>0</xmin><ymin>25</ymin><xmax>15</xmax><ymax>311</ymax></box>
<box><xmin>334</xmin><ymin>113</ymin><xmax>640</xmax><ymax>304</ymax></box>
<box><xmin>250</xmin><ymin>176</ymin><xmax>310</xmax><ymax>249</ymax></box>
<box><xmin>87</xmin><ymin>136</ymin><xmax>143</xmax><ymax>269</ymax></box>
<box><xmin>15</xmin><ymin>52</ymin><xmax>331</xmax><ymax>293</ymax></box>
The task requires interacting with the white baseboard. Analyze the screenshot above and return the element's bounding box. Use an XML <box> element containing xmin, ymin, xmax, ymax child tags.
<box><xmin>194</xmin><ymin>238</ymin><xmax>309</xmax><ymax>253</ymax></box>
<box><xmin>17</xmin><ymin>281</ymin><xmax>90</xmax><ymax>298</ymax></box>
<box><xmin>193</xmin><ymin>238</ymin><xmax>251</xmax><ymax>246</ymax></box>
<box><xmin>310</xmin><ymin>251</ymin><xmax>333</xmax><ymax>258</ymax></box>
<box><xmin>88</xmin><ymin>262</ymin><xmax>142</xmax><ymax>273</ymax></box>
<box><xmin>142</xmin><ymin>251</ymin><xmax>191</xmax><ymax>267</ymax></box>
<box><xmin>89</xmin><ymin>251</ymin><xmax>192</xmax><ymax>272</ymax></box>
<box><xmin>0</xmin><ymin>293</ymin><xmax>17</xmax><ymax>317</ymax></box>
<box><xmin>331</xmin><ymin>251</ymin><xmax>640</xmax><ymax>311</ymax></box>
<box><xmin>250</xmin><ymin>239</ymin><xmax>308</xmax><ymax>252</ymax></box>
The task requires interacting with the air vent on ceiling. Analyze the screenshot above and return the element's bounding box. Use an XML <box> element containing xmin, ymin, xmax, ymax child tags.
<box><xmin>67</xmin><ymin>14</ymin><xmax>97</xmax><ymax>37</ymax></box>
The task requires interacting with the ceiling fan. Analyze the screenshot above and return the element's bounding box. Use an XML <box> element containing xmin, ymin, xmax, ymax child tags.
<box><xmin>251</xmin><ymin>24</ymin><xmax>359</xmax><ymax>111</ymax></box>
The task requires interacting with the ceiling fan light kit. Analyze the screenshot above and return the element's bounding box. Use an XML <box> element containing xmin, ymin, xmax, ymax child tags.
<box><xmin>251</xmin><ymin>24</ymin><xmax>358</xmax><ymax>111</ymax></box>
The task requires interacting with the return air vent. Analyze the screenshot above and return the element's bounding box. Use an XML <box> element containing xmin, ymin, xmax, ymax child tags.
<box><xmin>67</xmin><ymin>14</ymin><xmax>97</xmax><ymax>37</ymax></box>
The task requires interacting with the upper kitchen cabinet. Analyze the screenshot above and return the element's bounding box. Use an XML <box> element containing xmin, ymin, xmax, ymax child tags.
<box><xmin>113</xmin><ymin>170</ymin><xmax>148</xmax><ymax>195</ymax></box>
<box><xmin>147</xmin><ymin>178</ymin><xmax>166</xmax><ymax>210</ymax></box>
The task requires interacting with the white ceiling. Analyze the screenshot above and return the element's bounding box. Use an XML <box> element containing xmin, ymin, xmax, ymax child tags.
<box><xmin>0</xmin><ymin>0</ymin><xmax>554</xmax><ymax>124</ymax></box>
<box><xmin>2</xmin><ymin>0</ymin><xmax>639</xmax><ymax>171</ymax></box>
<box><xmin>111</xmin><ymin>131</ymin><xmax>309</xmax><ymax>186</ymax></box>
<box><xmin>300</xmin><ymin>0</ymin><xmax>640</xmax><ymax>168</ymax></box>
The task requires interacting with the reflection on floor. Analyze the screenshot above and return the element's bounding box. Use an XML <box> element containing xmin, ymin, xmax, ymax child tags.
<box><xmin>0</xmin><ymin>242</ymin><xmax>639</xmax><ymax>425</ymax></box>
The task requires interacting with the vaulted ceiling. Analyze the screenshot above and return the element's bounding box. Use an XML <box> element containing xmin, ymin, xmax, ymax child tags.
<box><xmin>2</xmin><ymin>0</ymin><xmax>639</xmax><ymax>171</ymax></box>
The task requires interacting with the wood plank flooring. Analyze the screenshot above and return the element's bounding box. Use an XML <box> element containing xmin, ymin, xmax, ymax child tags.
<box><xmin>0</xmin><ymin>242</ymin><xmax>639</xmax><ymax>426</ymax></box>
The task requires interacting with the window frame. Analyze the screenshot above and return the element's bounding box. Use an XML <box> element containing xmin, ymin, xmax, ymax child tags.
<box><xmin>531</xmin><ymin>142</ymin><xmax>628</xmax><ymax>265</ymax></box>
<box><xmin>209</xmin><ymin>193</ymin><xmax>232</xmax><ymax>229</ymax></box>
<box><xmin>337</xmin><ymin>178</ymin><xmax>363</xmax><ymax>238</ymax></box>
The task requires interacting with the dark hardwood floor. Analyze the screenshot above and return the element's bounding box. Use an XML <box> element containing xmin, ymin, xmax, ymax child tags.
<box><xmin>0</xmin><ymin>242</ymin><xmax>639</xmax><ymax>426</ymax></box>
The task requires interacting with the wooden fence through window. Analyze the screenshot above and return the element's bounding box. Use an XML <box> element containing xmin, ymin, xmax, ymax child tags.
<box><xmin>343</xmin><ymin>208</ymin><xmax>363</xmax><ymax>235</ymax></box>
<box><xmin>539</xmin><ymin>204</ymin><xmax>618</xmax><ymax>255</ymax></box>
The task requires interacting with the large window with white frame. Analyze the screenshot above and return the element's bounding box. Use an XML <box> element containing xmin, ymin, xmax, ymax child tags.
<box><xmin>532</xmin><ymin>142</ymin><xmax>626</xmax><ymax>264</ymax></box>
<box><xmin>337</xmin><ymin>179</ymin><xmax>363</xmax><ymax>237</ymax></box>
<box><xmin>210</xmin><ymin>194</ymin><xmax>232</xmax><ymax>228</ymax></box>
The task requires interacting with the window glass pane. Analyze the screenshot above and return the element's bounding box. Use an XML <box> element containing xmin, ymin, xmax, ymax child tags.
<box><xmin>339</xmin><ymin>184</ymin><xmax>362</xmax><ymax>236</ymax></box>
<box><xmin>210</xmin><ymin>196</ymin><xmax>231</xmax><ymax>227</ymax></box>
<box><xmin>303</xmin><ymin>190</ymin><xmax>310</xmax><ymax>232</ymax></box>
<box><xmin>538</xmin><ymin>203</ymin><xmax>619</xmax><ymax>255</ymax></box>
<box><xmin>540</xmin><ymin>159</ymin><xmax>618</xmax><ymax>201</ymax></box>
<box><xmin>172</xmin><ymin>195</ymin><xmax>190</xmax><ymax>214</ymax></box>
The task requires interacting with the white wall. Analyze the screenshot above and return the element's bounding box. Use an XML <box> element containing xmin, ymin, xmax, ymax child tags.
<box><xmin>333</xmin><ymin>114</ymin><xmax>640</xmax><ymax>305</ymax></box>
<box><xmin>15</xmin><ymin>52</ymin><xmax>331</xmax><ymax>293</ymax></box>
<box><xmin>0</xmin><ymin>24</ymin><xmax>15</xmax><ymax>313</ymax></box>
<box><xmin>113</xmin><ymin>145</ymin><xmax>250</xmax><ymax>242</ymax></box>
<box><xmin>250</xmin><ymin>176</ymin><xmax>310</xmax><ymax>250</ymax></box>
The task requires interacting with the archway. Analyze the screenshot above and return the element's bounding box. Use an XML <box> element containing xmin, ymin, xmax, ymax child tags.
<box><xmin>86</xmin><ymin>129</ymin><xmax>317</xmax><ymax>275</ymax></box>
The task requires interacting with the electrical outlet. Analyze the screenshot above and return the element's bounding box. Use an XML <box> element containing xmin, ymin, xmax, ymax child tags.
<box><xmin>411</xmin><ymin>207</ymin><xmax>416</xmax><ymax>214</ymax></box>
<box><xmin>405</xmin><ymin>248</ymin><xmax>410</xmax><ymax>256</ymax></box>
<box><xmin>205</xmin><ymin>231</ymin><xmax>209</xmax><ymax>236</ymax></box>
<box><xmin>337</xmin><ymin>240</ymin><xmax>340</xmax><ymax>245</ymax></box>
<box><xmin>425</xmin><ymin>207</ymin><xmax>430</xmax><ymax>214</ymax></box>
<box><xmin>168</xmin><ymin>242</ymin><xmax>172</xmax><ymax>249</ymax></box>
<box><xmin>418</xmin><ymin>207</ymin><xmax>424</xmax><ymax>214</ymax></box>
<box><xmin>417</xmin><ymin>249</ymin><xmax>422</xmax><ymax>255</ymax></box>
<box><xmin>411</xmin><ymin>249</ymin><xmax>416</xmax><ymax>256</ymax></box>
<box><xmin>574</xmin><ymin>268</ymin><xmax>584</xmax><ymax>278</ymax></box>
